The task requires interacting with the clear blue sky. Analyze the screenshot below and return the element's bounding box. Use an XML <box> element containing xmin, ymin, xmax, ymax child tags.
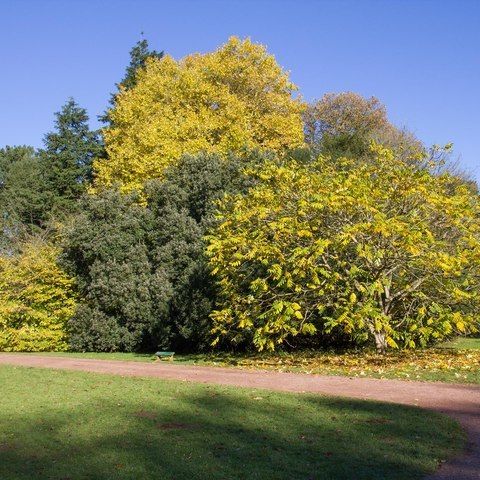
<box><xmin>1</xmin><ymin>0</ymin><xmax>479</xmax><ymax>179</ymax></box>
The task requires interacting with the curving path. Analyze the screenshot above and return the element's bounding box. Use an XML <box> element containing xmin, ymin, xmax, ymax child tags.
<box><xmin>0</xmin><ymin>353</ymin><xmax>479</xmax><ymax>479</ymax></box>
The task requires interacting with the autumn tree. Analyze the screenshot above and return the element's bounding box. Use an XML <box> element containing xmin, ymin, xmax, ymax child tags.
<box><xmin>304</xmin><ymin>92</ymin><xmax>388</xmax><ymax>143</ymax></box>
<box><xmin>208</xmin><ymin>145</ymin><xmax>480</xmax><ymax>352</ymax></box>
<box><xmin>93</xmin><ymin>37</ymin><xmax>305</xmax><ymax>193</ymax></box>
<box><xmin>0</xmin><ymin>241</ymin><xmax>76</xmax><ymax>351</ymax></box>
<box><xmin>304</xmin><ymin>92</ymin><xmax>423</xmax><ymax>161</ymax></box>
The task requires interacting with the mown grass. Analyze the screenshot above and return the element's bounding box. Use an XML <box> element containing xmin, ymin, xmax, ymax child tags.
<box><xmin>14</xmin><ymin>351</ymin><xmax>155</xmax><ymax>362</ymax></box>
<box><xmin>0</xmin><ymin>365</ymin><xmax>464</xmax><ymax>480</ymax></box>
<box><xmin>440</xmin><ymin>337</ymin><xmax>480</xmax><ymax>350</ymax></box>
<box><xmin>14</xmin><ymin>337</ymin><xmax>480</xmax><ymax>384</ymax></box>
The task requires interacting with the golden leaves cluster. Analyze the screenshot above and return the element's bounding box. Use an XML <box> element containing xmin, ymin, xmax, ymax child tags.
<box><xmin>0</xmin><ymin>242</ymin><xmax>76</xmax><ymax>351</ymax></box>
<box><xmin>207</xmin><ymin>144</ymin><xmax>480</xmax><ymax>351</ymax></box>
<box><xmin>94</xmin><ymin>37</ymin><xmax>305</xmax><ymax>193</ymax></box>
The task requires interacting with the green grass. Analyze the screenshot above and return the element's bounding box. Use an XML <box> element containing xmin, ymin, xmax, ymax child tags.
<box><xmin>0</xmin><ymin>366</ymin><xmax>464</xmax><ymax>480</ymax></box>
<box><xmin>13</xmin><ymin>351</ymin><xmax>155</xmax><ymax>362</ymax></box>
<box><xmin>440</xmin><ymin>337</ymin><xmax>480</xmax><ymax>350</ymax></box>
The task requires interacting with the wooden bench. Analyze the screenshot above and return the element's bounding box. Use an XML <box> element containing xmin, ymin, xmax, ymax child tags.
<box><xmin>155</xmin><ymin>351</ymin><xmax>175</xmax><ymax>361</ymax></box>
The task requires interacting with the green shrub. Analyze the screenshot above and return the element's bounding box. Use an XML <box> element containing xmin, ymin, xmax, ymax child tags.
<box><xmin>62</xmin><ymin>151</ymin><xmax>257</xmax><ymax>352</ymax></box>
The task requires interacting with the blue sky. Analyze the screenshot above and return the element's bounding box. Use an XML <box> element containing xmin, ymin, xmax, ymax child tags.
<box><xmin>1</xmin><ymin>0</ymin><xmax>479</xmax><ymax>179</ymax></box>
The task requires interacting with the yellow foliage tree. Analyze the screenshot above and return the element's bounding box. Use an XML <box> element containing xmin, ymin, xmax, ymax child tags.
<box><xmin>207</xmin><ymin>144</ymin><xmax>480</xmax><ymax>352</ymax></box>
<box><xmin>94</xmin><ymin>37</ymin><xmax>305</xmax><ymax>193</ymax></box>
<box><xmin>0</xmin><ymin>242</ymin><xmax>76</xmax><ymax>351</ymax></box>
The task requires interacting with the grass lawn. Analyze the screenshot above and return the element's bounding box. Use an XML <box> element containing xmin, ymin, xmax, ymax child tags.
<box><xmin>15</xmin><ymin>337</ymin><xmax>480</xmax><ymax>384</ymax></box>
<box><xmin>13</xmin><ymin>351</ymin><xmax>155</xmax><ymax>362</ymax></box>
<box><xmin>0</xmin><ymin>366</ymin><xmax>464</xmax><ymax>480</ymax></box>
<box><xmin>440</xmin><ymin>337</ymin><xmax>480</xmax><ymax>350</ymax></box>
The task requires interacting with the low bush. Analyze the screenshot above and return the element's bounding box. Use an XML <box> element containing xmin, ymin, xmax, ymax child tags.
<box><xmin>0</xmin><ymin>241</ymin><xmax>76</xmax><ymax>351</ymax></box>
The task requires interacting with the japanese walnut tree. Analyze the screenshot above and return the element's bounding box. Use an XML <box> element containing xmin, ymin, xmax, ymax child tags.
<box><xmin>208</xmin><ymin>145</ymin><xmax>480</xmax><ymax>352</ymax></box>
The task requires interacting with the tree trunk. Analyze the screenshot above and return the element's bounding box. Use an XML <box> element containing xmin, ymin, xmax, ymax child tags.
<box><xmin>374</xmin><ymin>332</ymin><xmax>387</xmax><ymax>354</ymax></box>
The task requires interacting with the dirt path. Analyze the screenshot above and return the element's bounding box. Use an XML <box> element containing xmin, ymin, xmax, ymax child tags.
<box><xmin>1</xmin><ymin>353</ymin><xmax>479</xmax><ymax>479</ymax></box>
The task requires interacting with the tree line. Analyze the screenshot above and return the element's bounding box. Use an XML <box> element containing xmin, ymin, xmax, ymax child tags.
<box><xmin>1</xmin><ymin>37</ymin><xmax>479</xmax><ymax>353</ymax></box>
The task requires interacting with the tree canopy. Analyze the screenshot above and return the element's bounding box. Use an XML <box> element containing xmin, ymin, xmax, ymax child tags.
<box><xmin>63</xmin><ymin>151</ymin><xmax>255</xmax><ymax>352</ymax></box>
<box><xmin>0</xmin><ymin>146</ymin><xmax>47</xmax><ymax>245</ymax></box>
<box><xmin>93</xmin><ymin>37</ymin><xmax>305</xmax><ymax>193</ymax></box>
<box><xmin>102</xmin><ymin>38</ymin><xmax>164</xmax><ymax>125</ymax></box>
<box><xmin>1</xmin><ymin>37</ymin><xmax>478</xmax><ymax>354</ymax></box>
<box><xmin>39</xmin><ymin>98</ymin><xmax>103</xmax><ymax>215</ymax></box>
<box><xmin>208</xmin><ymin>145</ymin><xmax>480</xmax><ymax>351</ymax></box>
<box><xmin>304</xmin><ymin>92</ymin><xmax>424</xmax><ymax>162</ymax></box>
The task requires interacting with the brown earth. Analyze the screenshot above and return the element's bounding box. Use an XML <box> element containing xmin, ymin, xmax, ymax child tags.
<box><xmin>0</xmin><ymin>353</ymin><xmax>479</xmax><ymax>479</ymax></box>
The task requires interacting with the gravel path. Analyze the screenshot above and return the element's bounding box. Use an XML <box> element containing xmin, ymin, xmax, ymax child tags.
<box><xmin>1</xmin><ymin>353</ymin><xmax>479</xmax><ymax>479</ymax></box>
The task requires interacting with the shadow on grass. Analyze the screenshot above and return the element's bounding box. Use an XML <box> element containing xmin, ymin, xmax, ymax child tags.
<box><xmin>0</xmin><ymin>372</ymin><xmax>463</xmax><ymax>480</ymax></box>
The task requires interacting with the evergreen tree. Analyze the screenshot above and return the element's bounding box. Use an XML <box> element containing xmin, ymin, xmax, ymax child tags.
<box><xmin>102</xmin><ymin>38</ymin><xmax>164</xmax><ymax>124</ymax></box>
<box><xmin>119</xmin><ymin>38</ymin><xmax>164</xmax><ymax>91</ymax></box>
<box><xmin>62</xmin><ymin>189</ymin><xmax>167</xmax><ymax>352</ymax></box>
<box><xmin>39</xmin><ymin>98</ymin><xmax>103</xmax><ymax>216</ymax></box>
<box><xmin>62</xmin><ymin>151</ymin><xmax>258</xmax><ymax>352</ymax></box>
<box><xmin>0</xmin><ymin>146</ymin><xmax>47</xmax><ymax>249</ymax></box>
